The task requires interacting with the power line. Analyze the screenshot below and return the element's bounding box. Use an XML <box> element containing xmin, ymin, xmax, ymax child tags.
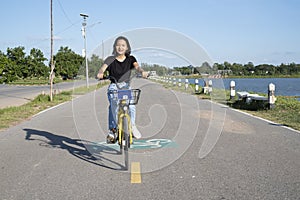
<box><xmin>56</xmin><ymin>0</ymin><xmax>73</xmax><ymax>25</ymax></box>
<box><xmin>55</xmin><ymin>20</ymin><xmax>81</xmax><ymax>35</ymax></box>
<box><xmin>26</xmin><ymin>0</ymin><xmax>81</xmax><ymax>50</ymax></box>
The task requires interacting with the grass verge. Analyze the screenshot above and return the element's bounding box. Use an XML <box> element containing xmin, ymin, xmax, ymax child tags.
<box><xmin>8</xmin><ymin>77</ymin><xmax>66</xmax><ymax>85</ymax></box>
<box><xmin>0</xmin><ymin>82</ymin><xmax>108</xmax><ymax>131</ymax></box>
<box><xmin>243</xmin><ymin>96</ymin><xmax>300</xmax><ymax>131</ymax></box>
<box><xmin>158</xmin><ymin>80</ymin><xmax>300</xmax><ymax>131</ymax></box>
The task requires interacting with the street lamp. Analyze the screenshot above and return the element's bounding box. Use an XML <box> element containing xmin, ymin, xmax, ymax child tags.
<box><xmin>80</xmin><ymin>13</ymin><xmax>89</xmax><ymax>88</ymax></box>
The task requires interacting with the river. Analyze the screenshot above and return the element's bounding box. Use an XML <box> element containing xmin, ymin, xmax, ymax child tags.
<box><xmin>184</xmin><ymin>78</ymin><xmax>300</xmax><ymax>98</ymax></box>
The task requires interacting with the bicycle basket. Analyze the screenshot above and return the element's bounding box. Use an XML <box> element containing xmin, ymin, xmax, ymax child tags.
<box><xmin>116</xmin><ymin>89</ymin><xmax>141</xmax><ymax>105</ymax></box>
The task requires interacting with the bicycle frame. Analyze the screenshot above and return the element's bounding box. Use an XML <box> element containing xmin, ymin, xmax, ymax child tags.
<box><xmin>111</xmin><ymin>88</ymin><xmax>140</xmax><ymax>146</ymax></box>
<box><xmin>117</xmin><ymin>99</ymin><xmax>133</xmax><ymax>146</ymax></box>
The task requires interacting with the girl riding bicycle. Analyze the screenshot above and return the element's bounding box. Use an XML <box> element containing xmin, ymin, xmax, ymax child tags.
<box><xmin>97</xmin><ymin>36</ymin><xmax>148</xmax><ymax>143</ymax></box>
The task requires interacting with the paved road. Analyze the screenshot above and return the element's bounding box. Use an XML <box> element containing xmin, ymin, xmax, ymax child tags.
<box><xmin>0</xmin><ymin>79</ymin><xmax>98</xmax><ymax>109</ymax></box>
<box><xmin>0</xmin><ymin>78</ymin><xmax>299</xmax><ymax>200</ymax></box>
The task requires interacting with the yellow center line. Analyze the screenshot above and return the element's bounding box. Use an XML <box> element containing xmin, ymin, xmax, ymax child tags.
<box><xmin>131</xmin><ymin>162</ymin><xmax>141</xmax><ymax>183</ymax></box>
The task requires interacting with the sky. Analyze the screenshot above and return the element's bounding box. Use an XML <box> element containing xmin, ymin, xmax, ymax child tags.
<box><xmin>1</xmin><ymin>0</ymin><xmax>299</xmax><ymax>67</ymax></box>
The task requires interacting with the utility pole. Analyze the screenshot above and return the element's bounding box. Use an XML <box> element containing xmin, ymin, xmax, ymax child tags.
<box><xmin>50</xmin><ymin>0</ymin><xmax>55</xmax><ymax>101</ymax></box>
<box><xmin>80</xmin><ymin>13</ymin><xmax>89</xmax><ymax>88</ymax></box>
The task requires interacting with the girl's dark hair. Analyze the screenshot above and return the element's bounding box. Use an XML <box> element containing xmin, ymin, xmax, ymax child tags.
<box><xmin>112</xmin><ymin>36</ymin><xmax>131</xmax><ymax>56</ymax></box>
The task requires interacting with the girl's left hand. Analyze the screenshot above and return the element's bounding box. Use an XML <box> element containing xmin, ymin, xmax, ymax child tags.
<box><xmin>142</xmin><ymin>71</ymin><xmax>150</xmax><ymax>78</ymax></box>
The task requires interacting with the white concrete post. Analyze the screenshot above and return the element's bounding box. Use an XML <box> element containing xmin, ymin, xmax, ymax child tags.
<box><xmin>178</xmin><ymin>79</ymin><xmax>182</xmax><ymax>87</ymax></box>
<box><xmin>195</xmin><ymin>79</ymin><xmax>199</xmax><ymax>93</ymax></box>
<box><xmin>185</xmin><ymin>79</ymin><xmax>188</xmax><ymax>90</ymax></box>
<box><xmin>268</xmin><ymin>83</ymin><xmax>276</xmax><ymax>109</ymax></box>
<box><xmin>208</xmin><ymin>80</ymin><xmax>213</xmax><ymax>94</ymax></box>
<box><xmin>203</xmin><ymin>80</ymin><xmax>209</xmax><ymax>94</ymax></box>
<box><xmin>230</xmin><ymin>80</ymin><xmax>236</xmax><ymax>100</ymax></box>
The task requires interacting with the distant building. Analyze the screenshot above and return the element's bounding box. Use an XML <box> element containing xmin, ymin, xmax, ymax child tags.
<box><xmin>217</xmin><ymin>69</ymin><xmax>232</xmax><ymax>75</ymax></box>
<box><xmin>149</xmin><ymin>71</ymin><xmax>157</xmax><ymax>76</ymax></box>
<box><xmin>170</xmin><ymin>71</ymin><xmax>182</xmax><ymax>76</ymax></box>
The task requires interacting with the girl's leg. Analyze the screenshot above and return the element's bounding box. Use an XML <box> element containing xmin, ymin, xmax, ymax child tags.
<box><xmin>107</xmin><ymin>84</ymin><xmax>118</xmax><ymax>130</ymax></box>
<box><xmin>129</xmin><ymin>104</ymin><xmax>136</xmax><ymax>126</ymax></box>
<box><xmin>129</xmin><ymin>102</ymin><xmax>141</xmax><ymax>139</ymax></box>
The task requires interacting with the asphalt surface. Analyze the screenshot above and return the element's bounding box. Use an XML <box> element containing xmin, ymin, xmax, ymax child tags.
<box><xmin>0</xmin><ymin>79</ymin><xmax>98</xmax><ymax>109</ymax></box>
<box><xmin>0</xmin><ymin>78</ymin><xmax>299</xmax><ymax>200</ymax></box>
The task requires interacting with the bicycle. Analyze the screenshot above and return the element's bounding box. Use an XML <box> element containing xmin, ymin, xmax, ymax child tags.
<box><xmin>101</xmin><ymin>76</ymin><xmax>141</xmax><ymax>170</ymax></box>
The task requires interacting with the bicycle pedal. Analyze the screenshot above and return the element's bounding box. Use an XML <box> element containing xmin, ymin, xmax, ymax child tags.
<box><xmin>106</xmin><ymin>138</ymin><xmax>116</xmax><ymax>144</ymax></box>
<box><xmin>106</xmin><ymin>133</ymin><xmax>116</xmax><ymax>144</ymax></box>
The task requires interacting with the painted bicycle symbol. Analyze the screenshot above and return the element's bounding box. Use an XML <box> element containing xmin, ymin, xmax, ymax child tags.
<box><xmin>96</xmin><ymin>139</ymin><xmax>176</xmax><ymax>150</ymax></box>
<box><xmin>131</xmin><ymin>139</ymin><xmax>177</xmax><ymax>149</ymax></box>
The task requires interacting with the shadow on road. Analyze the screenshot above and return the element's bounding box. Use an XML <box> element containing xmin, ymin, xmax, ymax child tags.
<box><xmin>23</xmin><ymin>128</ymin><xmax>126</xmax><ymax>170</ymax></box>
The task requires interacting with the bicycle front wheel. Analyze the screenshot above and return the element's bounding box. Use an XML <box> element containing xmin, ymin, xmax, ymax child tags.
<box><xmin>122</xmin><ymin>116</ymin><xmax>130</xmax><ymax>170</ymax></box>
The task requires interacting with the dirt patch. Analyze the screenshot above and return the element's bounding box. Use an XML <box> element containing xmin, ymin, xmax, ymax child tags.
<box><xmin>199</xmin><ymin>110</ymin><xmax>254</xmax><ymax>134</ymax></box>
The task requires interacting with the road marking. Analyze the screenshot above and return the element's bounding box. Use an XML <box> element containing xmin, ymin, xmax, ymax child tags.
<box><xmin>96</xmin><ymin>139</ymin><xmax>177</xmax><ymax>150</ymax></box>
<box><xmin>33</xmin><ymin>102</ymin><xmax>68</xmax><ymax>117</ymax></box>
<box><xmin>131</xmin><ymin>162</ymin><xmax>141</xmax><ymax>184</ymax></box>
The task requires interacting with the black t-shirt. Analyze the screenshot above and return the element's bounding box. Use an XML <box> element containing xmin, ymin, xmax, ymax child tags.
<box><xmin>104</xmin><ymin>55</ymin><xmax>137</xmax><ymax>83</ymax></box>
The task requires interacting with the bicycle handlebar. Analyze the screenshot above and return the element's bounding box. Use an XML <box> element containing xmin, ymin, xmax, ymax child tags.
<box><xmin>98</xmin><ymin>76</ymin><xmax>125</xmax><ymax>90</ymax></box>
<box><xmin>98</xmin><ymin>75</ymin><xmax>141</xmax><ymax>104</ymax></box>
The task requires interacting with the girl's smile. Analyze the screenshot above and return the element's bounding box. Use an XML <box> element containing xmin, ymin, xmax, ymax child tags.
<box><xmin>115</xmin><ymin>39</ymin><xmax>128</xmax><ymax>55</ymax></box>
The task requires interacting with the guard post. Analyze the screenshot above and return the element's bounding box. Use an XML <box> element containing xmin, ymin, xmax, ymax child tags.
<box><xmin>178</xmin><ymin>78</ymin><xmax>182</xmax><ymax>87</ymax></box>
<box><xmin>208</xmin><ymin>80</ymin><xmax>213</xmax><ymax>94</ymax></box>
<box><xmin>230</xmin><ymin>80</ymin><xmax>236</xmax><ymax>100</ymax></box>
<box><xmin>185</xmin><ymin>79</ymin><xmax>188</xmax><ymax>90</ymax></box>
<box><xmin>195</xmin><ymin>79</ymin><xmax>199</xmax><ymax>93</ymax></box>
<box><xmin>268</xmin><ymin>83</ymin><xmax>276</xmax><ymax>109</ymax></box>
<box><xmin>203</xmin><ymin>80</ymin><xmax>208</xmax><ymax>94</ymax></box>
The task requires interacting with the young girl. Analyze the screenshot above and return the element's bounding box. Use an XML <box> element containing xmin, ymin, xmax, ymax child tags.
<box><xmin>97</xmin><ymin>36</ymin><xmax>148</xmax><ymax>143</ymax></box>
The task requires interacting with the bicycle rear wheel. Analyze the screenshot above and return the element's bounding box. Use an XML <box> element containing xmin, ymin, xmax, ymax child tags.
<box><xmin>119</xmin><ymin>134</ymin><xmax>123</xmax><ymax>155</ymax></box>
<box><xmin>122</xmin><ymin>116</ymin><xmax>129</xmax><ymax>170</ymax></box>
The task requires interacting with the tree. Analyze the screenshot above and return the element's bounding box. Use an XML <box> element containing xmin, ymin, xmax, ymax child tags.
<box><xmin>27</xmin><ymin>48</ymin><xmax>48</xmax><ymax>78</ymax></box>
<box><xmin>0</xmin><ymin>51</ymin><xmax>16</xmax><ymax>83</ymax></box>
<box><xmin>223</xmin><ymin>61</ymin><xmax>232</xmax><ymax>70</ymax></box>
<box><xmin>87</xmin><ymin>54</ymin><xmax>103</xmax><ymax>78</ymax></box>
<box><xmin>0</xmin><ymin>47</ymin><xmax>48</xmax><ymax>82</ymax></box>
<box><xmin>6</xmin><ymin>46</ymin><xmax>27</xmax><ymax>78</ymax></box>
<box><xmin>0</xmin><ymin>51</ymin><xmax>5</xmax><ymax>76</ymax></box>
<box><xmin>54</xmin><ymin>46</ymin><xmax>84</xmax><ymax>79</ymax></box>
<box><xmin>141</xmin><ymin>63</ymin><xmax>167</xmax><ymax>76</ymax></box>
<box><xmin>195</xmin><ymin>62</ymin><xmax>214</xmax><ymax>74</ymax></box>
<box><xmin>244</xmin><ymin>62</ymin><xmax>255</xmax><ymax>75</ymax></box>
<box><xmin>231</xmin><ymin>63</ymin><xmax>243</xmax><ymax>75</ymax></box>
<box><xmin>288</xmin><ymin>63</ymin><xmax>300</xmax><ymax>74</ymax></box>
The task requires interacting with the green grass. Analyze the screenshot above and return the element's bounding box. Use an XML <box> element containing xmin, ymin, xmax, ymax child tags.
<box><xmin>72</xmin><ymin>82</ymin><xmax>106</xmax><ymax>95</ymax></box>
<box><xmin>245</xmin><ymin>96</ymin><xmax>300</xmax><ymax>131</ymax></box>
<box><xmin>156</xmin><ymin>79</ymin><xmax>300</xmax><ymax>131</ymax></box>
<box><xmin>0</xmin><ymin>92</ymin><xmax>71</xmax><ymax>130</ymax></box>
<box><xmin>9</xmin><ymin>77</ymin><xmax>66</xmax><ymax>85</ymax></box>
<box><xmin>0</xmin><ymin>82</ymin><xmax>108</xmax><ymax>131</ymax></box>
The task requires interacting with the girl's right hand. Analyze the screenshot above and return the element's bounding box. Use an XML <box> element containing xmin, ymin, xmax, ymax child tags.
<box><xmin>97</xmin><ymin>73</ymin><xmax>104</xmax><ymax>80</ymax></box>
